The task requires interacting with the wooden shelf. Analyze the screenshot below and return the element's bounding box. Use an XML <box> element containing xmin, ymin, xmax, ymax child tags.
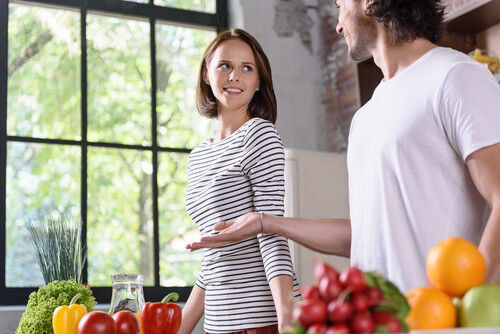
<box><xmin>446</xmin><ymin>0</ymin><xmax>500</xmax><ymax>33</ymax></box>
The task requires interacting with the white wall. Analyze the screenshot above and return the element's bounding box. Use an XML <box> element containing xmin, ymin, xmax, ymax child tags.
<box><xmin>284</xmin><ymin>149</ymin><xmax>350</xmax><ymax>286</ymax></box>
<box><xmin>229</xmin><ymin>0</ymin><xmax>324</xmax><ymax>151</ymax></box>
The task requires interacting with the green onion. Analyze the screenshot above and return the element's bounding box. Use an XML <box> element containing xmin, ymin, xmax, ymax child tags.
<box><xmin>24</xmin><ymin>211</ymin><xmax>86</xmax><ymax>284</ymax></box>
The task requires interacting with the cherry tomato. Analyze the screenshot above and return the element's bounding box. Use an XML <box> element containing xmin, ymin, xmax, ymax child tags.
<box><xmin>339</xmin><ymin>267</ymin><xmax>366</xmax><ymax>293</ymax></box>
<box><xmin>327</xmin><ymin>300</ymin><xmax>353</xmax><ymax>323</ymax></box>
<box><xmin>301</xmin><ymin>285</ymin><xmax>321</xmax><ymax>300</ymax></box>
<box><xmin>319</xmin><ymin>277</ymin><xmax>343</xmax><ymax>302</ymax></box>
<box><xmin>314</xmin><ymin>261</ymin><xmax>339</xmax><ymax>283</ymax></box>
<box><xmin>371</xmin><ymin>310</ymin><xmax>402</xmax><ymax>333</ymax></box>
<box><xmin>351</xmin><ymin>293</ymin><xmax>371</xmax><ymax>313</ymax></box>
<box><xmin>112</xmin><ymin>311</ymin><xmax>140</xmax><ymax>334</ymax></box>
<box><xmin>364</xmin><ymin>287</ymin><xmax>384</xmax><ymax>306</ymax></box>
<box><xmin>325</xmin><ymin>323</ymin><xmax>350</xmax><ymax>334</ymax></box>
<box><xmin>293</xmin><ymin>299</ymin><xmax>328</xmax><ymax>329</ymax></box>
<box><xmin>350</xmin><ymin>313</ymin><xmax>374</xmax><ymax>334</ymax></box>
<box><xmin>307</xmin><ymin>323</ymin><xmax>328</xmax><ymax>334</ymax></box>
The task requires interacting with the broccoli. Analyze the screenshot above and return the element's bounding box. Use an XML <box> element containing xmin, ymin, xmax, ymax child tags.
<box><xmin>16</xmin><ymin>279</ymin><xmax>97</xmax><ymax>334</ymax></box>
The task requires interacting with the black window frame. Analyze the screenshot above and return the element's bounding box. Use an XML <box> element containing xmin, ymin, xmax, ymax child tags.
<box><xmin>0</xmin><ymin>0</ymin><xmax>228</xmax><ymax>306</ymax></box>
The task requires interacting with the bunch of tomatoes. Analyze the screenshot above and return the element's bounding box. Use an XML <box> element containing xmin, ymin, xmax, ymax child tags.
<box><xmin>292</xmin><ymin>262</ymin><xmax>406</xmax><ymax>334</ymax></box>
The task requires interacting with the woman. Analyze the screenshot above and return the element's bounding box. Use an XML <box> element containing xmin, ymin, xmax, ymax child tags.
<box><xmin>180</xmin><ymin>29</ymin><xmax>300</xmax><ymax>334</ymax></box>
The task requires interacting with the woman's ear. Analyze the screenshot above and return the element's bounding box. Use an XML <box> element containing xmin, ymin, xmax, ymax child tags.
<box><xmin>203</xmin><ymin>67</ymin><xmax>210</xmax><ymax>86</ymax></box>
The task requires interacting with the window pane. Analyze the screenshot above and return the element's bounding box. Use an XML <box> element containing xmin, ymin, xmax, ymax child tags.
<box><xmin>87</xmin><ymin>147</ymin><xmax>153</xmax><ymax>286</ymax></box>
<box><xmin>154</xmin><ymin>0</ymin><xmax>216</xmax><ymax>13</ymax></box>
<box><xmin>7</xmin><ymin>4</ymin><xmax>81</xmax><ymax>139</ymax></box>
<box><xmin>158</xmin><ymin>152</ymin><xmax>201</xmax><ymax>286</ymax></box>
<box><xmin>156</xmin><ymin>24</ymin><xmax>215</xmax><ymax>148</ymax></box>
<box><xmin>87</xmin><ymin>14</ymin><xmax>151</xmax><ymax>145</ymax></box>
<box><xmin>6</xmin><ymin>142</ymin><xmax>81</xmax><ymax>287</ymax></box>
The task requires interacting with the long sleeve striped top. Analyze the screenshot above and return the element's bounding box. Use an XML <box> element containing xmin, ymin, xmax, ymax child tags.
<box><xmin>186</xmin><ymin>117</ymin><xmax>300</xmax><ymax>333</ymax></box>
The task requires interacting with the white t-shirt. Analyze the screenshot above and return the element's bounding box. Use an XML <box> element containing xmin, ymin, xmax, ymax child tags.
<box><xmin>347</xmin><ymin>47</ymin><xmax>500</xmax><ymax>293</ymax></box>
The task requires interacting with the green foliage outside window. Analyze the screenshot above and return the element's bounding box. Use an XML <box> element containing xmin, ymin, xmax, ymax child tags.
<box><xmin>5</xmin><ymin>1</ymin><xmax>216</xmax><ymax>288</ymax></box>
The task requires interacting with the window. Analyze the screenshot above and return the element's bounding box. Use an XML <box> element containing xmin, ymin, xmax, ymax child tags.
<box><xmin>0</xmin><ymin>0</ymin><xmax>227</xmax><ymax>305</ymax></box>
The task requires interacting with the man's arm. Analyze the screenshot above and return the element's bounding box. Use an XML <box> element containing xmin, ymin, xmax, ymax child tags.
<box><xmin>187</xmin><ymin>212</ymin><xmax>351</xmax><ymax>257</ymax></box>
<box><xmin>467</xmin><ymin>143</ymin><xmax>500</xmax><ymax>283</ymax></box>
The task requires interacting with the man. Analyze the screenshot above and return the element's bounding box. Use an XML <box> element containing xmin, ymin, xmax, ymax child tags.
<box><xmin>188</xmin><ymin>0</ymin><xmax>500</xmax><ymax>293</ymax></box>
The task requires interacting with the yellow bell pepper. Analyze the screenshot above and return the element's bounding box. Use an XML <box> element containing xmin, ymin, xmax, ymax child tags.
<box><xmin>52</xmin><ymin>293</ymin><xmax>88</xmax><ymax>334</ymax></box>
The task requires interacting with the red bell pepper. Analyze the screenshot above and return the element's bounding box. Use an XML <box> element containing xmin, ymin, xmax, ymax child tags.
<box><xmin>140</xmin><ymin>292</ymin><xmax>182</xmax><ymax>334</ymax></box>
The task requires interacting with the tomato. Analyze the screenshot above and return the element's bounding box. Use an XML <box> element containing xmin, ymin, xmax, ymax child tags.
<box><xmin>371</xmin><ymin>310</ymin><xmax>402</xmax><ymax>333</ymax></box>
<box><xmin>325</xmin><ymin>323</ymin><xmax>350</xmax><ymax>334</ymax></box>
<box><xmin>364</xmin><ymin>287</ymin><xmax>384</xmax><ymax>306</ymax></box>
<box><xmin>293</xmin><ymin>299</ymin><xmax>328</xmax><ymax>329</ymax></box>
<box><xmin>350</xmin><ymin>313</ymin><xmax>374</xmax><ymax>334</ymax></box>
<box><xmin>112</xmin><ymin>311</ymin><xmax>140</xmax><ymax>334</ymax></box>
<box><xmin>78</xmin><ymin>311</ymin><xmax>116</xmax><ymax>334</ymax></box>
<box><xmin>314</xmin><ymin>261</ymin><xmax>339</xmax><ymax>283</ymax></box>
<box><xmin>301</xmin><ymin>285</ymin><xmax>321</xmax><ymax>300</ymax></box>
<box><xmin>350</xmin><ymin>293</ymin><xmax>371</xmax><ymax>313</ymax></box>
<box><xmin>319</xmin><ymin>277</ymin><xmax>343</xmax><ymax>302</ymax></box>
<box><xmin>327</xmin><ymin>300</ymin><xmax>353</xmax><ymax>323</ymax></box>
<box><xmin>307</xmin><ymin>323</ymin><xmax>328</xmax><ymax>334</ymax></box>
<box><xmin>339</xmin><ymin>267</ymin><xmax>366</xmax><ymax>293</ymax></box>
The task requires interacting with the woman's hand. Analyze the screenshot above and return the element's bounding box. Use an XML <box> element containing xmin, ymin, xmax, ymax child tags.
<box><xmin>187</xmin><ymin>212</ymin><xmax>262</xmax><ymax>250</ymax></box>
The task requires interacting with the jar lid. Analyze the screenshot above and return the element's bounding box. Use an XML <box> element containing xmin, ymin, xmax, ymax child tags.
<box><xmin>111</xmin><ymin>273</ymin><xmax>144</xmax><ymax>284</ymax></box>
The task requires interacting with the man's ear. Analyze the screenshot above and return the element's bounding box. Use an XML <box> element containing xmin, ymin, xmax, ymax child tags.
<box><xmin>364</xmin><ymin>0</ymin><xmax>375</xmax><ymax>10</ymax></box>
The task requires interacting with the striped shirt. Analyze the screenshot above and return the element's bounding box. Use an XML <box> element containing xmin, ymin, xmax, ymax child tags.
<box><xmin>186</xmin><ymin>117</ymin><xmax>300</xmax><ymax>333</ymax></box>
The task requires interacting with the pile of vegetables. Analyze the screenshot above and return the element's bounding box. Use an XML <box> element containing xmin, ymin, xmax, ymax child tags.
<box><xmin>16</xmin><ymin>279</ymin><xmax>97</xmax><ymax>334</ymax></box>
<box><xmin>16</xmin><ymin>279</ymin><xmax>182</xmax><ymax>334</ymax></box>
<box><xmin>73</xmin><ymin>292</ymin><xmax>182</xmax><ymax>334</ymax></box>
<box><xmin>290</xmin><ymin>261</ymin><xmax>410</xmax><ymax>334</ymax></box>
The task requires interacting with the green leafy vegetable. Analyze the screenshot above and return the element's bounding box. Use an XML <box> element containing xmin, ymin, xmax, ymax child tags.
<box><xmin>365</xmin><ymin>271</ymin><xmax>411</xmax><ymax>332</ymax></box>
<box><xmin>16</xmin><ymin>279</ymin><xmax>96</xmax><ymax>334</ymax></box>
<box><xmin>374</xmin><ymin>325</ymin><xmax>390</xmax><ymax>333</ymax></box>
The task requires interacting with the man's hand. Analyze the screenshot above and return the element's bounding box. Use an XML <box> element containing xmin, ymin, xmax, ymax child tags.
<box><xmin>187</xmin><ymin>212</ymin><xmax>262</xmax><ymax>250</ymax></box>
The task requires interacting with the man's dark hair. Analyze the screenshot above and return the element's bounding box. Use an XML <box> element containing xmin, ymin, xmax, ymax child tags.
<box><xmin>365</xmin><ymin>0</ymin><xmax>445</xmax><ymax>44</ymax></box>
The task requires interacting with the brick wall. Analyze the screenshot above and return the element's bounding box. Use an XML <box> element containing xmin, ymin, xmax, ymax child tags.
<box><xmin>317</xmin><ymin>0</ymin><xmax>359</xmax><ymax>152</ymax></box>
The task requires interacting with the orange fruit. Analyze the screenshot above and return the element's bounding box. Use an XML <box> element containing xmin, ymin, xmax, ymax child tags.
<box><xmin>405</xmin><ymin>286</ymin><xmax>456</xmax><ymax>330</ymax></box>
<box><xmin>426</xmin><ymin>237</ymin><xmax>486</xmax><ymax>297</ymax></box>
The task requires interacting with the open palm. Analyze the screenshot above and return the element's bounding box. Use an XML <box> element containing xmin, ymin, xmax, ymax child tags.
<box><xmin>187</xmin><ymin>212</ymin><xmax>262</xmax><ymax>250</ymax></box>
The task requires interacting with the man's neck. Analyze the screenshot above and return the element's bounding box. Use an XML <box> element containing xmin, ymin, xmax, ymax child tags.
<box><xmin>372</xmin><ymin>37</ymin><xmax>437</xmax><ymax>81</ymax></box>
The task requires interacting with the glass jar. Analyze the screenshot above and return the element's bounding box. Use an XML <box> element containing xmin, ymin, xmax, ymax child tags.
<box><xmin>108</xmin><ymin>273</ymin><xmax>145</xmax><ymax>314</ymax></box>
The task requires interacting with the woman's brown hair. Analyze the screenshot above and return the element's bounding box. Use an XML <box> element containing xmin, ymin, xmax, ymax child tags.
<box><xmin>195</xmin><ymin>29</ymin><xmax>277</xmax><ymax>124</ymax></box>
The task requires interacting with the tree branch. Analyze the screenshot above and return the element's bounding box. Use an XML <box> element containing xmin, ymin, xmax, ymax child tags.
<box><xmin>8</xmin><ymin>30</ymin><xmax>54</xmax><ymax>78</ymax></box>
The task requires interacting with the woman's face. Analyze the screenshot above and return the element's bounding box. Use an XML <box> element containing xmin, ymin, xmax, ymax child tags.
<box><xmin>204</xmin><ymin>39</ymin><xmax>260</xmax><ymax>114</ymax></box>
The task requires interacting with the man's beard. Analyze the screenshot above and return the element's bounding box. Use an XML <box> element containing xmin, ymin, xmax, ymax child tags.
<box><xmin>347</xmin><ymin>18</ymin><xmax>376</xmax><ymax>61</ymax></box>
<box><xmin>348</xmin><ymin>43</ymin><xmax>371</xmax><ymax>61</ymax></box>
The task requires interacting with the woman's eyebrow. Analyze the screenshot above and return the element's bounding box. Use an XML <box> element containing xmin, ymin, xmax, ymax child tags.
<box><xmin>217</xmin><ymin>59</ymin><xmax>255</xmax><ymax>66</ymax></box>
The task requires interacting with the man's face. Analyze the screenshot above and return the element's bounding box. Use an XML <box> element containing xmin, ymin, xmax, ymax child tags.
<box><xmin>335</xmin><ymin>0</ymin><xmax>376</xmax><ymax>61</ymax></box>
